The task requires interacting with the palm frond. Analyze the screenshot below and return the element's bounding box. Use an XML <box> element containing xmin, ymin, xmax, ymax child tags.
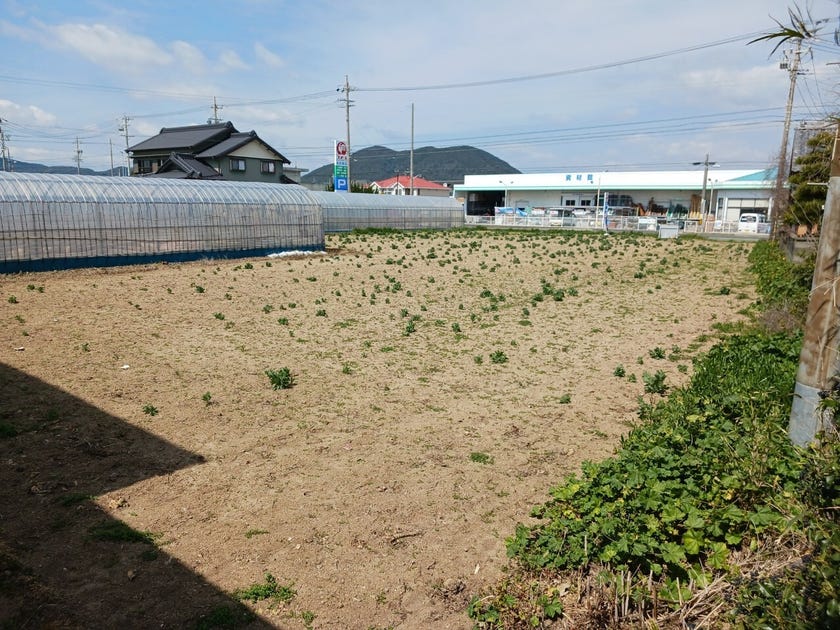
<box><xmin>749</xmin><ymin>5</ymin><xmax>822</xmax><ymax>54</ymax></box>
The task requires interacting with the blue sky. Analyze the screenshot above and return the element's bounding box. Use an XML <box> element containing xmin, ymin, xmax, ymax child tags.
<box><xmin>0</xmin><ymin>0</ymin><xmax>838</xmax><ymax>175</ymax></box>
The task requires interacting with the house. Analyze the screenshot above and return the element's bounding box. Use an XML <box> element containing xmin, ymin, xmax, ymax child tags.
<box><xmin>127</xmin><ymin>121</ymin><xmax>298</xmax><ymax>183</ymax></box>
<box><xmin>371</xmin><ymin>174</ymin><xmax>451</xmax><ymax>197</ymax></box>
<box><xmin>152</xmin><ymin>153</ymin><xmax>223</xmax><ymax>179</ymax></box>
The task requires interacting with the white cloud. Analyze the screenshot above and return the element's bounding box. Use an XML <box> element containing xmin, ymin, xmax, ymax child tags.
<box><xmin>0</xmin><ymin>19</ymin><xmax>37</xmax><ymax>41</ymax></box>
<box><xmin>679</xmin><ymin>65</ymin><xmax>783</xmax><ymax>102</ymax></box>
<box><xmin>219</xmin><ymin>49</ymin><xmax>249</xmax><ymax>71</ymax></box>
<box><xmin>45</xmin><ymin>22</ymin><xmax>172</xmax><ymax>71</ymax></box>
<box><xmin>254</xmin><ymin>42</ymin><xmax>285</xmax><ymax>68</ymax></box>
<box><xmin>0</xmin><ymin>99</ymin><xmax>57</xmax><ymax>125</ymax></box>
<box><xmin>170</xmin><ymin>40</ymin><xmax>208</xmax><ymax>73</ymax></box>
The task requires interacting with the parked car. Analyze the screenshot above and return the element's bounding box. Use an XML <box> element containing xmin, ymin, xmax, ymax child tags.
<box><xmin>738</xmin><ymin>212</ymin><xmax>767</xmax><ymax>233</ymax></box>
<box><xmin>548</xmin><ymin>208</ymin><xmax>577</xmax><ymax>227</ymax></box>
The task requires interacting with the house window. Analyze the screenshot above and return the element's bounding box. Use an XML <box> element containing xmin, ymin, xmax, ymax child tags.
<box><xmin>136</xmin><ymin>159</ymin><xmax>157</xmax><ymax>174</ymax></box>
<box><xmin>260</xmin><ymin>161</ymin><xmax>276</xmax><ymax>174</ymax></box>
<box><xmin>230</xmin><ymin>158</ymin><xmax>246</xmax><ymax>172</ymax></box>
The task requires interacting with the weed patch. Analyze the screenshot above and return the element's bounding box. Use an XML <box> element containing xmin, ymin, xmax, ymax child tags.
<box><xmin>88</xmin><ymin>521</ymin><xmax>159</xmax><ymax>545</ymax></box>
<box><xmin>266</xmin><ymin>367</ymin><xmax>295</xmax><ymax>390</ymax></box>
<box><xmin>232</xmin><ymin>572</ymin><xmax>295</xmax><ymax>603</ymax></box>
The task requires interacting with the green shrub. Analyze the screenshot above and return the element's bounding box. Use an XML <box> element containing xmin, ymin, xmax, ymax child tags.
<box><xmin>642</xmin><ymin>370</ymin><xmax>667</xmax><ymax>394</ymax></box>
<box><xmin>747</xmin><ymin>240</ymin><xmax>811</xmax><ymax>324</ymax></box>
<box><xmin>266</xmin><ymin>368</ymin><xmax>295</xmax><ymax>390</ymax></box>
<box><xmin>232</xmin><ymin>573</ymin><xmax>295</xmax><ymax>603</ymax></box>
<box><xmin>490</xmin><ymin>350</ymin><xmax>508</xmax><ymax>364</ymax></box>
<box><xmin>486</xmin><ymin>330</ymin><xmax>809</xmax><ymax>626</ymax></box>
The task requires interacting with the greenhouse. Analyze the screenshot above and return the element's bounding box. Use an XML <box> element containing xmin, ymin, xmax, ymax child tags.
<box><xmin>0</xmin><ymin>173</ymin><xmax>324</xmax><ymax>272</ymax></box>
<box><xmin>311</xmin><ymin>191</ymin><xmax>464</xmax><ymax>233</ymax></box>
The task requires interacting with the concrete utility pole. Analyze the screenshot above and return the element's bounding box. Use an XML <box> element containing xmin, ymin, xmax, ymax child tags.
<box><xmin>772</xmin><ymin>40</ymin><xmax>802</xmax><ymax>237</ymax></box>
<box><xmin>339</xmin><ymin>75</ymin><xmax>353</xmax><ymax>186</ymax></box>
<box><xmin>119</xmin><ymin>115</ymin><xmax>132</xmax><ymax>175</ymax></box>
<box><xmin>0</xmin><ymin>118</ymin><xmax>7</xmax><ymax>172</ymax></box>
<box><xmin>409</xmin><ymin>103</ymin><xmax>415</xmax><ymax>196</ymax></box>
<box><xmin>210</xmin><ymin>97</ymin><xmax>223</xmax><ymax>124</ymax></box>
<box><xmin>693</xmin><ymin>154</ymin><xmax>717</xmax><ymax>224</ymax></box>
<box><xmin>789</xmin><ymin>122</ymin><xmax>840</xmax><ymax>445</ymax></box>
<box><xmin>74</xmin><ymin>137</ymin><xmax>83</xmax><ymax>174</ymax></box>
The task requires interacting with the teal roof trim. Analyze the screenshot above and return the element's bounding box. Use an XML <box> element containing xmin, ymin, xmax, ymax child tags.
<box><xmin>729</xmin><ymin>167</ymin><xmax>777</xmax><ymax>182</ymax></box>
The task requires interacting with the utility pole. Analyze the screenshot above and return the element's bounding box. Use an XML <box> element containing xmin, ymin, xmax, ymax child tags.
<box><xmin>789</xmin><ymin>122</ymin><xmax>840</xmax><ymax>445</ymax></box>
<box><xmin>409</xmin><ymin>103</ymin><xmax>415</xmax><ymax>196</ymax></box>
<box><xmin>109</xmin><ymin>138</ymin><xmax>115</xmax><ymax>175</ymax></box>
<box><xmin>692</xmin><ymin>153</ymin><xmax>717</xmax><ymax>226</ymax></box>
<box><xmin>74</xmin><ymin>137</ymin><xmax>83</xmax><ymax>174</ymax></box>
<box><xmin>210</xmin><ymin>97</ymin><xmax>223</xmax><ymax>124</ymax></box>
<box><xmin>771</xmin><ymin>40</ymin><xmax>802</xmax><ymax>237</ymax></box>
<box><xmin>338</xmin><ymin>75</ymin><xmax>354</xmax><ymax>186</ymax></box>
<box><xmin>118</xmin><ymin>115</ymin><xmax>132</xmax><ymax>175</ymax></box>
<box><xmin>0</xmin><ymin>118</ymin><xmax>7</xmax><ymax>172</ymax></box>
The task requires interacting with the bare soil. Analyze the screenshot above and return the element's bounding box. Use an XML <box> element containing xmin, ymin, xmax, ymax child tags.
<box><xmin>0</xmin><ymin>230</ymin><xmax>755</xmax><ymax>629</ymax></box>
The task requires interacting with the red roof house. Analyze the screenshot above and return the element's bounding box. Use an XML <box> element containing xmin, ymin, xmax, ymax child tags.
<box><xmin>371</xmin><ymin>175</ymin><xmax>450</xmax><ymax>197</ymax></box>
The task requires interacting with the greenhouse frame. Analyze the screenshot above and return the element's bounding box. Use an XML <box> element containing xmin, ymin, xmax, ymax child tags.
<box><xmin>312</xmin><ymin>191</ymin><xmax>464</xmax><ymax>233</ymax></box>
<box><xmin>0</xmin><ymin>173</ymin><xmax>467</xmax><ymax>273</ymax></box>
<box><xmin>0</xmin><ymin>173</ymin><xmax>324</xmax><ymax>273</ymax></box>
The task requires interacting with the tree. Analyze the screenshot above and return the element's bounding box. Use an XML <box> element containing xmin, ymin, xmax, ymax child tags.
<box><xmin>324</xmin><ymin>180</ymin><xmax>375</xmax><ymax>193</ymax></box>
<box><xmin>749</xmin><ymin>4</ymin><xmax>829</xmax><ymax>53</ymax></box>
<box><xmin>785</xmin><ymin>130</ymin><xmax>833</xmax><ymax>227</ymax></box>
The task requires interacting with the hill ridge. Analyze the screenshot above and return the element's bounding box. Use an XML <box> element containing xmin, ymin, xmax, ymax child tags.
<box><xmin>301</xmin><ymin>144</ymin><xmax>519</xmax><ymax>186</ymax></box>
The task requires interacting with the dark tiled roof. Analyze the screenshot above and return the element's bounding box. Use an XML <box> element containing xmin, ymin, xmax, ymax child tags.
<box><xmin>128</xmin><ymin>122</ymin><xmax>237</xmax><ymax>153</ymax></box>
<box><xmin>147</xmin><ymin>153</ymin><xmax>222</xmax><ymax>179</ymax></box>
<box><xmin>196</xmin><ymin>131</ymin><xmax>290</xmax><ymax>164</ymax></box>
<box><xmin>195</xmin><ymin>132</ymin><xmax>256</xmax><ymax>158</ymax></box>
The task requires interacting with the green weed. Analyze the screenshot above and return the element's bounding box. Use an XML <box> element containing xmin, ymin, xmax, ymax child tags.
<box><xmin>88</xmin><ymin>521</ymin><xmax>159</xmax><ymax>545</ymax></box>
<box><xmin>266</xmin><ymin>367</ymin><xmax>295</xmax><ymax>390</ymax></box>
<box><xmin>490</xmin><ymin>350</ymin><xmax>508</xmax><ymax>364</ymax></box>
<box><xmin>470</xmin><ymin>452</ymin><xmax>494</xmax><ymax>465</ymax></box>
<box><xmin>232</xmin><ymin>572</ymin><xmax>295</xmax><ymax>603</ymax></box>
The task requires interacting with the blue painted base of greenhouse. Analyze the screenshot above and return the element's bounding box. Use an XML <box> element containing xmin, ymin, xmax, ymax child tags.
<box><xmin>0</xmin><ymin>245</ymin><xmax>324</xmax><ymax>274</ymax></box>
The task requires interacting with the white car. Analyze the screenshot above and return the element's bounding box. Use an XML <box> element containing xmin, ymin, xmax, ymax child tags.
<box><xmin>738</xmin><ymin>213</ymin><xmax>767</xmax><ymax>233</ymax></box>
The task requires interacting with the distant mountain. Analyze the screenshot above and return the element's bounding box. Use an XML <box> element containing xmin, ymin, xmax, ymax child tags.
<box><xmin>301</xmin><ymin>145</ymin><xmax>520</xmax><ymax>187</ymax></box>
<box><xmin>2</xmin><ymin>160</ymin><xmax>128</xmax><ymax>177</ymax></box>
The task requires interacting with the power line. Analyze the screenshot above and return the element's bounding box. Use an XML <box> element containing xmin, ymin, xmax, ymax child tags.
<box><xmin>355</xmin><ymin>31</ymin><xmax>775</xmax><ymax>93</ymax></box>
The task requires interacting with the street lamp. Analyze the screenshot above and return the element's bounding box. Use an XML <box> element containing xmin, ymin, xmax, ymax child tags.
<box><xmin>692</xmin><ymin>154</ymin><xmax>718</xmax><ymax>223</ymax></box>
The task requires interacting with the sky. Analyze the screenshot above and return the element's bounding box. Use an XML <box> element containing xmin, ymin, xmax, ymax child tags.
<box><xmin>0</xmin><ymin>0</ymin><xmax>838</xmax><ymax>176</ymax></box>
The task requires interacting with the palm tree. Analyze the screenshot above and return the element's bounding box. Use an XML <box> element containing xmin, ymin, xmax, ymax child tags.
<box><xmin>749</xmin><ymin>3</ymin><xmax>832</xmax><ymax>52</ymax></box>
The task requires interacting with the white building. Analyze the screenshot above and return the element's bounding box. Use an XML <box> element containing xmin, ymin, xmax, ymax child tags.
<box><xmin>453</xmin><ymin>168</ymin><xmax>776</xmax><ymax>224</ymax></box>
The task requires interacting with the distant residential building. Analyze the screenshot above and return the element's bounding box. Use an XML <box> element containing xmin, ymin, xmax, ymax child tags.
<box><xmin>127</xmin><ymin>121</ymin><xmax>297</xmax><ymax>182</ymax></box>
<box><xmin>371</xmin><ymin>174</ymin><xmax>450</xmax><ymax>197</ymax></box>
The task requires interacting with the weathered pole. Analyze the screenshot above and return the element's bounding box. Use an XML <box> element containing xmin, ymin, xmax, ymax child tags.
<box><xmin>789</xmin><ymin>123</ymin><xmax>840</xmax><ymax>445</ymax></box>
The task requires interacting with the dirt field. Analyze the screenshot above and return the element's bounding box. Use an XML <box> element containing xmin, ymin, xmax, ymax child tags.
<box><xmin>0</xmin><ymin>229</ymin><xmax>755</xmax><ymax>629</ymax></box>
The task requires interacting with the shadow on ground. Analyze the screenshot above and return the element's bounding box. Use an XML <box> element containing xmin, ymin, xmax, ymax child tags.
<box><xmin>0</xmin><ymin>362</ymin><xmax>273</xmax><ymax>628</ymax></box>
